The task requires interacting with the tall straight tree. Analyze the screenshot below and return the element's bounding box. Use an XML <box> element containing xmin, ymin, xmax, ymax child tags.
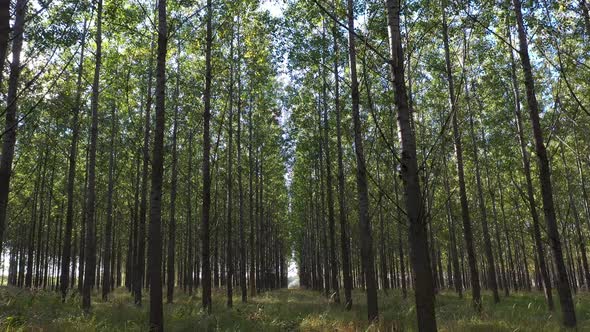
<box><xmin>333</xmin><ymin>18</ymin><xmax>352</xmax><ymax>310</ymax></box>
<box><xmin>386</xmin><ymin>0</ymin><xmax>437</xmax><ymax>330</ymax></box>
<box><xmin>0</xmin><ymin>0</ymin><xmax>27</xmax><ymax>255</ymax></box>
<box><xmin>201</xmin><ymin>0</ymin><xmax>213</xmax><ymax>314</ymax></box>
<box><xmin>441</xmin><ymin>3</ymin><xmax>481</xmax><ymax>311</ymax></box>
<box><xmin>506</xmin><ymin>18</ymin><xmax>553</xmax><ymax>309</ymax></box>
<box><xmin>60</xmin><ymin>18</ymin><xmax>88</xmax><ymax>302</ymax></box>
<box><xmin>226</xmin><ymin>24</ymin><xmax>235</xmax><ymax>309</ymax></box>
<box><xmin>0</xmin><ymin>0</ymin><xmax>9</xmax><ymax>87</ymax></box>
<box><xmin>511</xmin><ymin>0</ymin><xmax>576</xmax><ymax>326</ymax></box>
<box><xmin>102</xmin><ymin>104</ymin><xmax>117</xmax><ymax>300</ymax></box>
<box><xmin>147</xmin><ymin>0</ymin><xmax>167</xmax><ymax>328</ymax></box>
<box><xmin>135</xmin><ymin>51</ymin><xmax>153</xmax><ymax>306</ymax></box>
<box><xmin>167</xmin><ymin>40</ymin><xmax>181</xmax><ymax>304</ymax></box>
<box><xmin>323</xmin><ymin>26</ymin><xmax>339</xmax><ymax>305</ymax></box>
<box><xmin>467</xmin><ymin>87</ymin><xmax>499</xmax><ymax>303</ymax></box>
<box><xmin>347</xmin><ymin>0</ymin><xmax>378</xmax><ymax>321</ymax></box>
<box><xmin>248</xmin><ymin>95</ymin><xmax>256</xmax><ymax>298</ymax></box>
<box><xmin>83</xmin><ymin>0</ymin><xmax>103</xmax><ymax>312</ymax></box>
<box><xmin>236</xmin><ymin>15</ymin><xmax>247</xmax><ymax>303</ymax></box>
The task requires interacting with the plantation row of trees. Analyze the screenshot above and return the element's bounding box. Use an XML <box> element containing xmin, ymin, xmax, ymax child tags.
<box><xmin>0</xmin><ymin>0</ymin><xmax>589</xmax><ymax>330</ymax></box>
<box><xmin>285</xmin><ymin>0</ymin><xmax>589</xmax><ymax>330</ymax></box>
<box><xmin>0</xmin><ymin>0</ymin><xmax>292</xmax><ymax>330</ymax></box>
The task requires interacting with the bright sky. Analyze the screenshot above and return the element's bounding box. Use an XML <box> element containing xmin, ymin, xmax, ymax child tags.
<box><xmin>260</xmin><ymin>0</ymin><xmax>285</xmax><ymax>18</ymax></box>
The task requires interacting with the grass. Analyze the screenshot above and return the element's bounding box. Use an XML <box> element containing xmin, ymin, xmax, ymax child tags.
<box><xmin>0</xmin><ymin>286</ymin><xmax>589</xmax><ymax>331</ymax></box>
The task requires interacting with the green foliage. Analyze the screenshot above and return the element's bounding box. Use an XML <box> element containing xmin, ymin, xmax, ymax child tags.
<box><xmin>1</xmin><ymin>287</ymin><xmax>589</xmax><ymax>331</ymax></box>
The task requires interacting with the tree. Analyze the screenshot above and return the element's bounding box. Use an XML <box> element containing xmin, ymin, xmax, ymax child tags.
<box><xmin>512</xmin><ymin>0</ymin><xmax>576</xmax><ymax>326</ymax></box>
<box><xmin>60</xmin><ymin>18</ymin><xmax>88</xmax><ymax>302</ymax></box>
<box><xmin>347</xmin><ymin>0</ymin><xmax>378</xmax><ymax>321</ymax></box>
<box><xmin>201</xmin><ymin>0</ymin><xmax>214</xmax><ymax>314</ymax></box>
<box><xmin>386</xmin><ymin>0</ymin><xmax>437</xmax><ymax>329</ymax></box>
<box><xmin>0</xmin><ymin>0</ymin><xmax>27</xmax><ymax>257</ymax></box>
<box><xmin>82</xmin><ymin>0</ymin><xmax>103</xmax><ymax>312</ymax></box>
<box><xmin>147</xmin><ymin>0</ymin><xmax>167</xmax><ymax>327</ymax></box>
<box><xmin>442</xmin><ymin>3</ymin><xmax>481</xmax><ymax>311</ymax></box>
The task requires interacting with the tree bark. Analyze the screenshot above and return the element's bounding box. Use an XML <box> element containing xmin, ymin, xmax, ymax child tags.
<box><xmin>60</xmin><ymin>19</ymin><xmax>88</xmax><ymax>301</ymax></box>
<box><xmin>236</xmin><ymin>17</ymin><xmax>247</xmax><ymax>303</ymax></box>
<box><xmin>226</xmin><ymin>25</ymin><xmax>235</xmax><ymax>308</ymax></box>
<box><xmin>333</xmin><ymin>20</ymin><xmax>352</xmax><ymax>310</ymax></box>
<box><xmin>82</xmin><ymin>0</ymin><xmax>102</xmax><ymax>312</ymax></box>
<box><xmin>135</xmin><ymin>49</ymin><xmax>153</xmax><ymax>306</ymax></box>
<box><xmin>506</xmin><ymin>19</ymin><xmax>553</xmax><ymax>309</ymax></box>
<box><xmin>512</xmin><ymin>0</ymin><xmax>576</xmax><ymax>326</ymax></box>
<box><xmin>467</xmin><ymin>94</ymin><xmax>499</xmax><ymax>303</ymax></box>
<box><xmin>442</xmin><ymin>4</ymin><xmax>481</xmax><ymax>311</ymax></box>
<box><xmin>0</xmin><ymin>0</ymin><xmax>27</xmax><ymax>256</ymax></box>
<box><xmin>201</xmin><ymin>0</ymin><xmax>213</xmax><ymax>313</ymax></box>
<box><xmin>147</xmin><ymin>0</ymin><xmax>167</xmax><ymax>327</ymax></box>
<box><xmin>167</xmin><ymin>40</ymin><xmax>180</xmax><ymax>304</ymax></box>
<box><xmin>0</xmin><ymin>0</ymin><xmax>9</xmax><ymax>88</ymax></box>
<box><xmin>386</xmin><ymin>0</ymin><xmax>437</xmax><ymax>329</ymax></box>
<box><xmin>348</xmin><ymin>0</ymin><xmax>378</xmax><ymax>321</ymax></box>
<box><xmin>102</xmin><ymin>104</ymin><xmax>117</xmax><ymax>300</ymax></box>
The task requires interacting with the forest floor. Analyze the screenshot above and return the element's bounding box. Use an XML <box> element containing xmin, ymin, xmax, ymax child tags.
<box><xmin>0</xmin><ymin>285</ymin><xmax>589</xmax><ymax>331</ymax></box>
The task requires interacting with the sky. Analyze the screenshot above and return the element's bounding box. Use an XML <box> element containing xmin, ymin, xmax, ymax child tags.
<box><xmin>260</xmin><ymin>0</ymin><xmax>286</xmax><ymax>18</ymax></box>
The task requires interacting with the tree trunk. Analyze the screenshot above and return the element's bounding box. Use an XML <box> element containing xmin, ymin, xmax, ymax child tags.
<box><xmin>82</xmin><ymin>0</ymin><xmax>102</xmax><ymax>312</ymax></box>
<box><xmin>226</xmin><ymin>25</ymin><xmax>235</xmax><ymax>308</ymax></box>
<box><xmin>167</xmin><ymin>41</ymin><xmax>180</xmax><ymax>304</ymax></box>
<box><xmin>560</xmin><ymin>145</ymin><xmax>590</xmax><ymax>289</ymax></box>
<box><xmin>0</xmin><ymin>0</ymin><xmax>27</xmax><ymax>255</ymax></box>
<box><xmin>236</xmin><ymin>17</ymin><xmax>247</xmax><ymax>303</ymax></box>
<box><xmin>135</xmin><ymin>49</ymin><xmax>153</xmax><ymax>305</ymax></box>
<box><xmin>442</xmin><ymin>4</ymin><xmax>481</xmax><ymax>311</ymax></box>
<box><xmin>102</xmin><ymin>104</ymin><xmax>117</xmax><ymax>300</ymax></box>
<box><xmin>348</xmin><ymin>0</ymin><xmax>378</xmax><ymax>321</ymax></box>
<box><xmin>386</xmin><ymin>0</ymin><xmax>437</xmax><ymax>329</ymax></box>
<box><xmin>512</xmin><ymin>0</ymin><xmax>576</xmax><ymax>326</ymax></box>
<box><xmin>333</xmin><ymin>20</ymin><xmax>352</xmax><ymax>310</ymax></box>
<box><xmin>201</xmin><ymin>0</ymin><xmax>213</xmax><ymax>313</ymax></box>
<box><xmin>0</xmin><ymin>0</ymin><xmax>9</xmax><ymax>88</ymax></box>
<box><xmin>506</xmin><ymin>19</ymin><xmax>553</xmax><ymax>309</ymax></box>
<box><xmin>60</xmin><ymin>18</ymin><xmax>88</xmax><ymax>301</ymax></box>
<box><xmin>147</xmin><ymin>0</ymin><xmax>167</xmax><ymax>327</ymax></box>
<box><xmin>467</xmin><ymin>96</ymin><xmax>499</xmax><ymax>303</ymax></box>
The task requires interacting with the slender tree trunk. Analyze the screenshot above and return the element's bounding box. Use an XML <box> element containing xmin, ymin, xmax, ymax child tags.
<box><xmin>186</xmin><ymin>130</ymin><xmax>194</xmax><ymax>295</ymax></box>
<box><xmin>147</xmin><ymin>0</ymin><xmax>167</xmax><ymax>327</ymax></box>
<box><xmin>512</xmin><ymin>0</ymin><xmax>576</xmax><ymax>326</ymax></box>
<box><xmin>0</xmin><ymin>0</ymin><xmax>27</xmax><ymax>254</ymax></box>
<box><xmin>82</xmin><ymin>0</ymin><xmax>102</xmax><ymax>312</ymax></box>
<box><xmin>78</xmin><ymin>147</ymin><xmax>90</xmax><ymax>293</ymax></box>
<box><xmin>506</xmin><ymin>20</ymin><xmax>553</xmax><ymax>310</ymax></box>
<box><xmin>348</xmin><ymin>0</ymin><xmax>378</xmax><ymax>321</ymax></box>
<box><xmin>333</xmin><ymin>20</ymin><xmax>352</xmax><ymax>310</ymax></box>
<box><xmin>248</xmin><ymin>95</ymin><xmax>257</xmax><ymax>297</ymax></box>
<box><xmin>581</xmin><ymin>0</ymin><xmax>590</xmax><ymax>37</ymax></box>
<box><xmin>560</xmin><ymin>146</ymin><xmax>590</xmax><ymax>289</ymax></box>
<box><xmin>60</xmin><ymin>20</ymin><xmax>88</xmax><ymax>301</ymax></box>
<box><xmin>386</xmin><ymin>0</ymin><xmax>437</xmax><ymax>329</ymax></box>
<box><xmin>236</xmin><ymin>17</ymin><xmax>247</xmax><ymax>303</ymax></box>
<box><xmin>201</xmin><ymin>0</ymin><xmax>213</xmax><ymax>313</ymax></box>
<box><xmin>442</xmin><ymin>4</ymin><xmax>481</xmax><ymax>311</ymax></box>
<box><xmin>226</xmin><ymin>25</ymin><xmax>235</xmax><ymax>308</ymax></box>
<box><xmin>0</xmin><ymin>0</ymin><xmax>9</xmax><ymax>88</ymax></box>
<box><xmin>467</xmin><ymin>99</ymin><xmax>499</xmax><ymax>303</ymax></box>
<box><xmin>135</xmin><ymin>52</ymin><xmax>153</xmax><ymax>305</ymax></box>
<box><xmin>102</xmin><ymin>105</ymin><xmax>117</xmax><ymax>300</ymax></box>
<box><xmin>167</xmin><ymin>41</ymin><xmax>180</xmax><ymax>304</ymax></box>
<box><xmin>442</xmin><ymin>146</ymin><xmax>462</xmax><ymax>297</ymax></box>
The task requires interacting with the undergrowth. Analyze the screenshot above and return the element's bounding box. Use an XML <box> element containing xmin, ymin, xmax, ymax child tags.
<box><xmin>0</xmin><ymin>286</ymin><xmax>588</xmax><ymax>331</ymax></box>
